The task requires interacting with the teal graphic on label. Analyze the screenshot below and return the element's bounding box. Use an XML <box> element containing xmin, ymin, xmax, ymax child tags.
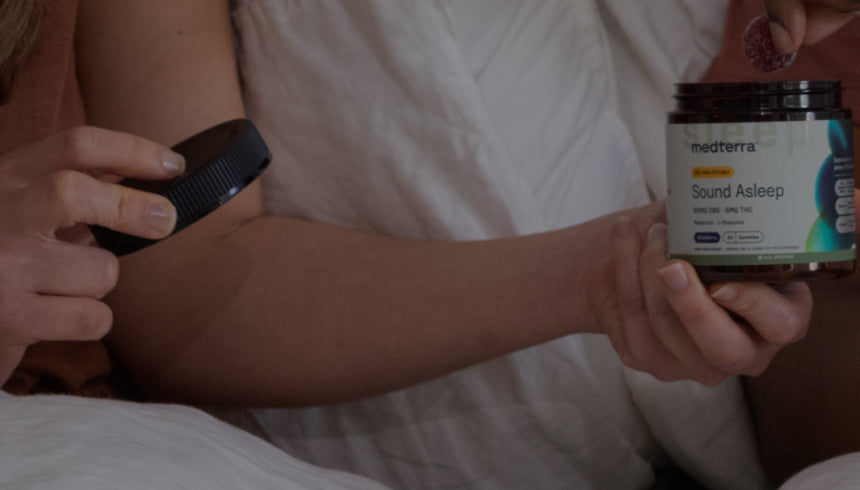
<box><xmin>807</xmin><ymin>119</ymin><xmax>855</xmax><ymax>252</ymax></box>
<box><xmin>666</xmin><ymin>119</ymin><xmax>856</xmax><ymax>267</ymax></box>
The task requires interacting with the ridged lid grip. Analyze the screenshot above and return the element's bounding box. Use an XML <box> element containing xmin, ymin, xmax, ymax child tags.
<box><xmin>90</xmin><ymin>119</ymin><xmax>271</xmax><ymax>256</ymax></box>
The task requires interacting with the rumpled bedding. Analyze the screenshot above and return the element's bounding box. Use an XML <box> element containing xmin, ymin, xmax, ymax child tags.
<box><xmin>0</xmin><ymin>392</ymin><xmax>387</xmax><ymax>489</ymax></box>
<box><xmin>2</xmin><ymin>1</ymin><xmax>853</xmax><ymax>489</ymax></box>
<box><xmin>223</xmin><ymin>1</ymin><xmax>767</xmax><ymax>489</ymax></box>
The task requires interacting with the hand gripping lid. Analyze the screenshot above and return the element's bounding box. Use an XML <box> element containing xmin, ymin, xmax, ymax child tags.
<box><xmin>90</xmin><ymin>118</ymin><xmax>271</xmax><ymax>256</ymax></box>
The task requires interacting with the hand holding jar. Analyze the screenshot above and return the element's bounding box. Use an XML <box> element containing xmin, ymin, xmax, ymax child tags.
<box><xmin>586</xmin><ymin>201</ymin><xmax>813</xmax><ymax>387</ymax></box>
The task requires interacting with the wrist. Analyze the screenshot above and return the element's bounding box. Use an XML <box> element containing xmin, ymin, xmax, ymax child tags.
<box><xmin>558</xmin><ymin>200</ymin><xmax>666</xmax><ymax>337</ymax></box>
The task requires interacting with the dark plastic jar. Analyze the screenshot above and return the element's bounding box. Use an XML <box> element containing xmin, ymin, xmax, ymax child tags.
<box><xmin>666</xmin><ymin>81</ymin><xmax>855</xmax><ymax>282</ymax></box>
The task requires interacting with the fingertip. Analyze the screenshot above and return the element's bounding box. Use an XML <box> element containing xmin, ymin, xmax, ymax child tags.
<box><xmin>768</xmin><ymin>19</ymin><xmax>797</xmax><ymax>55</ymax></box>
<box><xmin>647</xmin><ymin>222</ymin><xmax>668</xmax><ymax>243</ymax></box>
<box><xmin>86</xmin><ymin>301</ymin><xmax>114</xmax><ymax>340</ymax></box>
<box><xmin>765</xmin><ymin>0</ymin><xmax>806</xmax><ymax>51</ymax></box>
<box><xmin>709</xmin><ymin>283</ymin><xmax>738</xmax><ymax>304</ymax></box>
<box><xmin>658</xmin><ymin>261</ymin><xmax>688</xmax><ymax>293</ymax></box>
<box><xmin>145</xmin><ymin>200</ymin><xmax>178</xmax><ymax>238</ymax></box>
<box><xmin>161</xmin><ymin>150</ymin><xmax>186</xmax><ymax>176</ymax></box>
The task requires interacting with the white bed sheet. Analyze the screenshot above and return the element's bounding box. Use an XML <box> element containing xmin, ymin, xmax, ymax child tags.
<box><xmin>781</xmin><ymin>453</ymin><xmax>860</xmax><ymax>490</ymax></box>
<box><xmin>0</xmin><ymin>393</ymin><xmax>388</xmax><ymax>490</ymax></box>
<box><xmin>4</xmin><ymin>0</ymin><xmax>858</xmax><ymax>488</ymax></box>
<box><xmin>225</xmin><ymin>1</ymin><xmax>767</xmax><ymax>489</ymax></box>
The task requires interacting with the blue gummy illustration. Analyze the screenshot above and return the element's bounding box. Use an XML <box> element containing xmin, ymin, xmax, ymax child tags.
<box><xmin>808</xmin><ymin>120</ymin><xmax>854</xmax><ymax>251</ymax></box>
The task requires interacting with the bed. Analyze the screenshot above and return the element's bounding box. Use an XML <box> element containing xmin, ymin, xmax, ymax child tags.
<box><xmin>1</xmin><ymin>1</ymin><xmax>857</xmax><ymax>488</ymax></box>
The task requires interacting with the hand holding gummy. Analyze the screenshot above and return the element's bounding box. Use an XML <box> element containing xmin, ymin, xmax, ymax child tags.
<box><xmin>743</xmin><ymin>15</ymin><xmax>796</xmax><ymax>72</ymax></box>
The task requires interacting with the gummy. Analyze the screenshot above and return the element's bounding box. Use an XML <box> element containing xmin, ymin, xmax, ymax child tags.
<box><xmin>742</xmin><ymin>15</ymin><xmax>796</xmax><ymax>73</ymax></box>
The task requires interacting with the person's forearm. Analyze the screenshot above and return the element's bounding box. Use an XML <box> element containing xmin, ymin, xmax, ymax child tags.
<box><xmin>73</xmin><ymin>0</ymin><xmax>671</xmax><ymax>406</ymax></box>
<box><xmin>106</xmin><ymin>201</ymin><xmax>649</xmax><ymax>406</ymax></box>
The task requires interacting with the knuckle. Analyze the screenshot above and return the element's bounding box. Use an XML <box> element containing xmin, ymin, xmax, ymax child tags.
<box><xmin>735</xmin><ymin>290</ymin><xmax>765</xmax><ymax>316</ymax></box>
<box><xmin>58</xmin><ymin>126</ymin><xmax>97</xmax><ymax>165</ymax></box>
<box><xmin>681</xmin><ymin>301</ymin><xmax>711</xmax><ymax>328</ymax></box>
<box><xmin>0</xmin><ymin>242</ymin><xmax>24</xmax><ymax>278</ymax></box>
<box><xmin>114</xmin><ymin>191</ymin><xmax>136</xmax><ymax>229</ymax></box>
<box><xmin>45</xmin><ymin>170</ymin><xmax>83</xmax><ymax>213</ymax></box>
<box><xmin>706</xmin><ymin>343</ymin><xmax>751</xmax><ymax>373</ymax></box>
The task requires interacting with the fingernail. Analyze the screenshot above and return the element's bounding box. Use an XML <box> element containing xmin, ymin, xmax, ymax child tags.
<box><xmin>768</xmin><ymin>19</ymin><xmax>795</xmax><ymax>55</ymax></box>
<box><xmin>647</xmin><ymin>223</ymin><xmax>667</xmax><ymax>242</ymax></box>
<box><xmin>162</xmin><ymin>151</ymin><xmax>186</xmax><ymax>175</ymax></box>
<box><xmin>146</xmin><ymin>202</ymin><xmax>176</xmax><ymax>234</ymax></box>
<box><xmin>658</xmin><ymin>262</ymin><xmax>688</xmax><ymax>292</ymax></box>
<box><xmin>710</xmin><ymin>284</ymin><xmax>738</xmax><ymax>302</ymax></box>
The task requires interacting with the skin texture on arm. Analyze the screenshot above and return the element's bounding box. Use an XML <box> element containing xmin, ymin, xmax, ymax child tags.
<box><xmin>74</xmin><ymin>0</ymin><xmax>599</xmax><ymax>405</ymax></box>
<box><xmin>75</xmin><ymin>0</ymin><xmax>812</xmax><ymax>407</ymax></box>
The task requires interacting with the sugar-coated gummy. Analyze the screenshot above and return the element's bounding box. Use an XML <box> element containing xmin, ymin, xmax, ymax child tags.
<box><xmin>742</xmin><ymin>15</ymin><xmax>796</xmax><ymax>73</ymax></box>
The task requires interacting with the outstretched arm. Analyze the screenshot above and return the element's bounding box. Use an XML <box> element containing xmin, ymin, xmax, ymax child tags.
<box><xmin>76</xmin><ymin>0</ymin><xmax>597</xmax><ymax>405</ymax></box>
<box><xmin>77</xmin><ymin>0</ymin><xmax>812</xmax><ymax>407</ymax></box>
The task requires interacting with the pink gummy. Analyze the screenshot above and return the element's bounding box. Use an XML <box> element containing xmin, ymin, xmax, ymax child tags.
<box><xmin>743</xmin><ymin>15</ymin><xmax>796</xmax><ymax>73</ymax></box>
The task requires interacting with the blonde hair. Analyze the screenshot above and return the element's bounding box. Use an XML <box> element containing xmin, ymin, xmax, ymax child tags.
<box><xmin>0</xmin><ymin>0</ymin><xmax>45</xmax><ymax>104</ymax></box>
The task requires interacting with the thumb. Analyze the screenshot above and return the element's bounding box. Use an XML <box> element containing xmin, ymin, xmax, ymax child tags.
<box><xmin>765</xmin><ymin>0</ymin><xmax>806</xmax><ymax>53</ymax></box>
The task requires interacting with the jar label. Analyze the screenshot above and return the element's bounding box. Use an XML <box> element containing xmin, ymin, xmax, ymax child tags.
<box><xmin>666</xmin><ymin>119</ymin><xmax>856</xmax><ymax>266</ymax></box>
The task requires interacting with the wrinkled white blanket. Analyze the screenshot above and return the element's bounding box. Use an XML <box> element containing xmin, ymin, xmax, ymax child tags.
<box><xmin>226</xmin><ymin>1</ymin><xmax>767</xmax><ymax>489</ymax></box>
<box><xmin>4</xmin><ymin>1</ymin><xmax>855</xmax><ymax>489</ymax></box>
<box><xmin>0</xmin><ymin>392</ymin><xmax>387</xmax><ymax>489</ymax></box>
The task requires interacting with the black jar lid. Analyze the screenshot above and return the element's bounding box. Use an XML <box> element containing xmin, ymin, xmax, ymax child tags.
<box><xmin>90</xmin><ymin>118</ymin><xmax>271</xmax><ymax>256</ymax></box>
<box><xmin>672</xmin><ymin>80</ymin><xmax>844</xmax><ymax>113</ymax></box>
